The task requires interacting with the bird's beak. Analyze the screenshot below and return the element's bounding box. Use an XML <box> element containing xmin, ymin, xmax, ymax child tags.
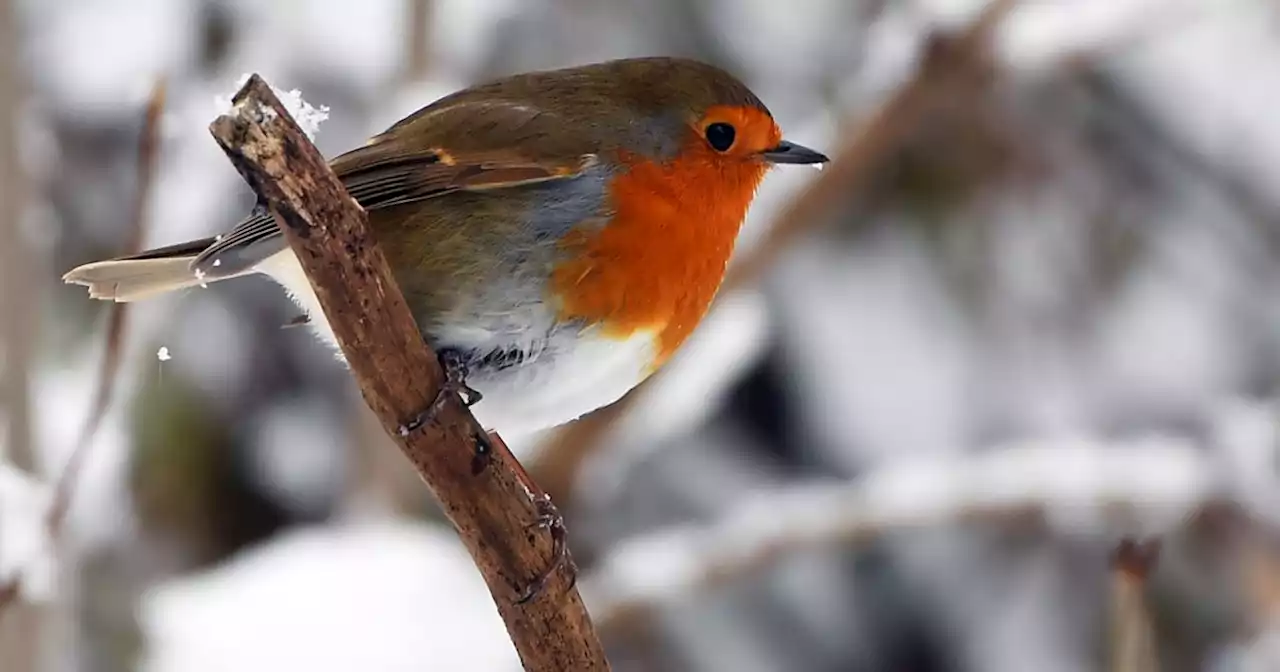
<box><xmin>760</xmin><ymin>140</ymin><xmax>829</xmax><ymax>165</ymax></box>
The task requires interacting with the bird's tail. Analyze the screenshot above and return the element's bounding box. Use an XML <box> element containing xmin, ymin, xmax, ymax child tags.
<box><xmin>62</xmin><ymin>237</ymin><xmax>249</xmax><ymax>302</ymax></box>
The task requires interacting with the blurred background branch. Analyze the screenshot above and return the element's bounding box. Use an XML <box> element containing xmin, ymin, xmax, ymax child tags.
<box><xmin>49</xmin><ymin>79</ymin><xmax>165</xmax><ymax>535</ymax></box>
<box><xmin>403</xmin><ymin>0</ymin><xmax>433</xmax><ymax>85</ymax></box>
<box><xmin>1</xmin><ymin>0</ymin><xmax>33</xmax><ymax>479</ymax></box>
<box><xmin>1</xmin><ymin>75</ymin><xmax>165</xmax><ymax>672</ymax></box>
<box><xmin>580</xmin><ymin>435</ymin><xmax>1223</xmax><ymax>643</ymax></box>
<box><xmin>0</xmin><ymin>0</ymin><xmax>41</xmax><ymax>666</ymax></box>
<box><xmin>1110</xmin><ymin>539</ymin><xmax>1159</xmax><ymax>672</ymax></box>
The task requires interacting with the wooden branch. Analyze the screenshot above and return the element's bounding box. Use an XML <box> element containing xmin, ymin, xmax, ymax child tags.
<box><xmin>208</xmin><ymin>76</ymin><xmax>608</xmax><ymax>672</ymax></box>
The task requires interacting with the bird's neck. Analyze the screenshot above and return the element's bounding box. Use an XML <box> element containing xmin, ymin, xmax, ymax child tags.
<box><xmin>551</xmin><ymin>150</ymin><xmax>768</xmax><ymax>370</ymax></box>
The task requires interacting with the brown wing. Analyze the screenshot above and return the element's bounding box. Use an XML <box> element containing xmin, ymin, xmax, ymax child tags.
<box><xmin>192</xmin><ymin>98</ymin><xmax>596</xmax><ymax>278</ymax></box>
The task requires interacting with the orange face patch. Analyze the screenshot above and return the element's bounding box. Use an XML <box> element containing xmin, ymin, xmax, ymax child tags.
<box><xmin>549</xmin><ymin>107</ymin><xmax>775</xmax><ymax>371</ymax></box>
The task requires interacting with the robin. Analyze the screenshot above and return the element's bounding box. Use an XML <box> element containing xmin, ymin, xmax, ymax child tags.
<box><xmin>64</xmin><ymin>56</ymin><xmax>829</xmax><ymax>439</ymax></box>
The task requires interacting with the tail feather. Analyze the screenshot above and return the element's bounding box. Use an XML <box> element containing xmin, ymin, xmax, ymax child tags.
<box><xmin>63</xmin><ymin>237</ymin><xmax>251</xmax><ymax>302</ymax></box>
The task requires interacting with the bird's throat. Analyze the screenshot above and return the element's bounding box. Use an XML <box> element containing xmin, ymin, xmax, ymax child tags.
<box><xmin>550</xmin><ymin>150</ymin><xmax>767</xmax><ymax>370</ymax></box>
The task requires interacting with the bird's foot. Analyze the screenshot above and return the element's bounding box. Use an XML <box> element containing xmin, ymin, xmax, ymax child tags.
<box><xmin>516</xmin><ymin>493</ymin><xmax>576</xmax><ymax>604</ymax></box>
<box><xmin>398</xmin><ymin>349</ymin><xmax>491</xmax><ymax>461</ymax></box>
<box><xmin>250</xmin><ymin>194</ymin><xmax>271</xmax><ymax>220</ymax></box>
<box><xmin>437</xmin><ymin>348</ymin><xmax>483</xmax><ymax>408</ymax></box>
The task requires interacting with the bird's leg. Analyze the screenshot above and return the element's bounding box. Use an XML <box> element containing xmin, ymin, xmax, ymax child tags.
<box><xmin>436</xmin><ymin>348</ymin><xmax>483</xmax><ymax>407</ymax></box>
<box><xmin>250</xmin><ymin>193</ymin><xmax>271</xmax><ymax>220</ymax></box>
<box><xmin>398</xmin><ymin>349</ymin><xmax>492</xmax><ymax>460</ymax></box>
<box><xmin>516</xmin><ymin>493</ymin><xmax>577</xmax><ymax>604</ymax></box>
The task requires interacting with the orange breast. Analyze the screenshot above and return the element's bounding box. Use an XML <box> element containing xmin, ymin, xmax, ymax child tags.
<box><xmin>549</xmin><ymin>144</ymin><xmax>769</xmax><ymax>371</ymax></box>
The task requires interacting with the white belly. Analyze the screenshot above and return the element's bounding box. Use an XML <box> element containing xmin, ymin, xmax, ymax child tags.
<box><xmin>255</xmin><ymin>250</ymin><xmax>657</xmax><ymax>437</ymax></box>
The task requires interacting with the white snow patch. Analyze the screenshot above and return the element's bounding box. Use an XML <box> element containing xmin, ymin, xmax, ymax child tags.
<box><xmin>139</xmin><ymin>520</ymin><xmax>518</xmax><ymax>672</ymax></box>
<box><xmin>0</xmin><ymin>463</ymin><xmax>55</xmax><ymax>603</ymax></box>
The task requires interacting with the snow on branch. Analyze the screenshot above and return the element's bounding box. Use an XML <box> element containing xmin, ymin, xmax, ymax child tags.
<box><xmin>582</xmin><ymin>435</ymin><xmax>1237</xmax><ymax>636</ymax></box>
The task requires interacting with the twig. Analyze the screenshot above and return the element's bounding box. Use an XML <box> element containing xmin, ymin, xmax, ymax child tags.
<box><xmin>0</xmin><ymin>78</ymin><xmax>167</xmax><ymax>623</ymax></box>
<box><xmin>529</xmin><ymin>0</ymin><xmax>1020</xmax><ymax>507</ymax></box>
<box><xmin>403</xmin><ymin>0</ymin><xmax>432</xmax><ymax>84</ymax></box>
<box><xmin>207</xmin><ymin>76</ymin><xmax>608</xmax><ymax>671</ymax></box>
<box><xmin>0</xmin><ymin>0</ymin><xmax>32</xmax><ymax>473</ymax></box>
<box><xmin>723</xmin><ymin>0</ymin><xmax>1016</xmax><ymax>289</ymax></box>
<box><xmin>47</xmin><ymin>79</ymin><xmax>166</xmax><ymax>532</ymax></box>
<box><xmin>1234</xmin><ymin>513</ymin><xmax>1280</xmax><ymax>646</ymax></box>
<box><xmin>1110</xmin><ymin>539</ymin><xmax>1161</xmax><ymax>672</ymax></box>
<box><xmin>0</xmin><ymin>0</ymin><xmax>33</xmax><ymax>638</ymax></box>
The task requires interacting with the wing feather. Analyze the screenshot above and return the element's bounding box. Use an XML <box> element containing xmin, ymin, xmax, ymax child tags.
<box><xmin>193</xmin><ymin>99</ymin><xmax>594</xmax><ymax>278</ymax></box>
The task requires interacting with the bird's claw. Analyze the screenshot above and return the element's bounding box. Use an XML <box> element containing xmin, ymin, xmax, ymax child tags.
<box><xmin>397</xmin><ymin>349</ymin><xmax>486</xmax><ymax>457</ymax></box>
<box><xmin>251</xmin><ymin>195</ymin><xmax>271</xmax><ymax>220</ymax></box>
<box><xmin>515</xmin><ymin>493</ymin><xmax>576</xmax><ymax>604</ymax></box>
<box><xmin>437</xmin><ymin>349</ymin><xmax>483</xmax><ymax>408</ymax></box>
<box><xmin>398</xmin><ymin>350</ymin><xmax>568</xmax><ymax>601</ymax></box>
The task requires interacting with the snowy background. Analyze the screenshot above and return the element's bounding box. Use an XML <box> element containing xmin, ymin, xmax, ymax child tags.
<box><xmin>4</xmin><ymin>0</ymin><xmax>1280</xmax><ymax>670</ymax></box>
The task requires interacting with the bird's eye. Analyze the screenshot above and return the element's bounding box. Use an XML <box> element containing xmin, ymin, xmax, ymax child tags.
<box><xmin>705</xmin><ymin>122</ymin><xmax>736</xmax><ymax>152</ymax></box>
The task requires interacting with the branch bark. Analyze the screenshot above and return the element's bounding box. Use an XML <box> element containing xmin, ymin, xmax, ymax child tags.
<box><xmin>207</xmin><ymin>76</ymin><xmax>608</xmax><ymax>671</ymax></box>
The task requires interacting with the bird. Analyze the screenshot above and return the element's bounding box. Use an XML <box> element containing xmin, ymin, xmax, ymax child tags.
<box><xmin>64</xmin><ymin>56</ymin><xmax>829</xmax><ymax>439</ymax></box>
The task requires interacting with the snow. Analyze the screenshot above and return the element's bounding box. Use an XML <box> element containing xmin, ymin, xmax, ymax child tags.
<box><xmin>29</xmin><ymin>349</ymin><xmax>135</xmax><ymax>556</ymax></box>
<box><xmin>138</xmin><ymin>520</ymin><xmax>519</xmax><ymax>672</ymax></box>
<box><xmin>0</xmin><ymin>462</ymin><xmax>55</xmax><ymax>603</ymax></box>
<box><xmin>215</xmin><ymin>74</ymin><xmax>331</xmax><ymax>141</ymax></box>
<box><xmin>1210</xmin><ymin>399</ymin><xmax>1280</xmax><ymax>526</ymax></box>
<box><xmin>1211</xmin><ymin>629</ymin><xmax>1280</xmax><ymax>672</ymax></box>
